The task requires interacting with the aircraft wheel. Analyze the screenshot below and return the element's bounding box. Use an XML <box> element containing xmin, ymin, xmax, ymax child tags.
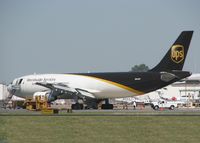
<box><xmin>85</xmin><ymin>105</ymin><xmax>98</xmax><ymax>109</ymax></box>
<box><xmin>72</xmin><ymin>103</ymin><xmax>83</xmax><ymax>110</ymax></box>
<box><xmin>170</xmin><ymin>105</ymin><xmax>175</xmax><ymax>110</ymax></box>
<box><xmin>101</xmin><ymin>104</ymin><xmax>113</xmax><ymax>109</ymax></box>
<box><xmin>154</xmin><ymin>105</ymin><xmax>159</xmax><ymax>110</ymax></box>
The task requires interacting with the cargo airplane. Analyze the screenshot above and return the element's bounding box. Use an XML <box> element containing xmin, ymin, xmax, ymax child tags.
<box><xmin>8</xmin><ymin>31</ymin><xmax>193</xmax><ymax>109</ymax></box>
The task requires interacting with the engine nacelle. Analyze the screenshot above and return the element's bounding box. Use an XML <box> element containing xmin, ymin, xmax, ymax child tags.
<box><xmin>33</xmin><ymin>91</ymin><xmax>50</xmax><ymax>101</ymax></box>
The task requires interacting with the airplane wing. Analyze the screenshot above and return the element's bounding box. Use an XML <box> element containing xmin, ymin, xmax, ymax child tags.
<box><xmin>35</xmin><ymin>82</ymin><xmax>95</xmax><ymax>99</ymax></box>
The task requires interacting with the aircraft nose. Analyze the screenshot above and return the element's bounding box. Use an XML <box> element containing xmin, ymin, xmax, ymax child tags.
<box><xmin>7</xmin><ymin>84</ymin><xmax>13</xmax><ymax>92</ymax></box>
<box><xmin>7</xmin><ymin>83</ymin><xmax>20</xmax><ymax>95</ymax></box>
<box><xmin>7</xmin><ymin>84</ymin><xmax>15</xmax><ymax>95</ymax></box>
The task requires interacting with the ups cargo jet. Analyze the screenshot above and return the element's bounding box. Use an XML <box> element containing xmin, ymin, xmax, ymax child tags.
<box><xmin>8</xmin><ymin>31</ymin><xmax>193</xmax><ymax>109</ymax></box>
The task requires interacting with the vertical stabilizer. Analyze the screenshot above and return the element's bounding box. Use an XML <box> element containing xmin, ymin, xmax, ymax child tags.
<box><xmin>150</xmin><ymin>31</ymin><xmax>193</xmax><ymax>72</ymax></box>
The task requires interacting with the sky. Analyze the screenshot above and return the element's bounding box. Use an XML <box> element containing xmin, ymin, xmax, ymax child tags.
<box><xmin>0</xmin><ymin>0</ymin><xmax>200</xmax><ymax>83</ymax></box>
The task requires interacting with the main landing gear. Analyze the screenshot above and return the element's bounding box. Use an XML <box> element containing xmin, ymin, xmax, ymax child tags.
<box><xmin>71</xmin><ymin>103</ymin><xmax>84</xmax><ymax>110</ymax></box>
<box><xmin>101</xmin><ymin>99</ymin><xmax>113</xmax><ymax>109</ymax></box>
<box><xmin>71</xmin><ymin>98</ymin><xmax>113</xmax><ymax>110</ymax></box>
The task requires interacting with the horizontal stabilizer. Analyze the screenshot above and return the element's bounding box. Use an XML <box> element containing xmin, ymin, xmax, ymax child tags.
<box><xmin>160</xmin><ymin>72</ymin><xmax>177</xmax><ymax>82</ymax></box>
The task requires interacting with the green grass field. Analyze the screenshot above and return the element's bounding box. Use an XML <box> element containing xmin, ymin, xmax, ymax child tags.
<box><xmin>0</xmin><ymin>115</ymin><xmax>200</xmax><ymax>143</ymax></box>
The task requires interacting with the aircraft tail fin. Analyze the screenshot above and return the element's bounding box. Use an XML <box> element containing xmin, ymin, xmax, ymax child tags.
<box><xmin>150</xmin><ymin>31</ymin><xmax>193</xmax><ymax>72</ymax></box>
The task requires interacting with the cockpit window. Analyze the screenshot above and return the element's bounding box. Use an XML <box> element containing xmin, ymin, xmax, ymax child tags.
<box><xmin>18</xmin><ymin>79</ymin><xmax>23</xmax><ymax>85</ymax></box>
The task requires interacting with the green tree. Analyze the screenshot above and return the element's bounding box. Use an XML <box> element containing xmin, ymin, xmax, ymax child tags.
<box><xmin>131</xmin><ymin>64</ymin><xmax>149</xmax><ymax>72</ymax></box>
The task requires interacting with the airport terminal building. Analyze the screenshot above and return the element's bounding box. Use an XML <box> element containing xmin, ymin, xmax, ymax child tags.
<box><xmin>146</xmin><ymin>74</ymin><xmax>200</xmax><ymax>101</ymax></box>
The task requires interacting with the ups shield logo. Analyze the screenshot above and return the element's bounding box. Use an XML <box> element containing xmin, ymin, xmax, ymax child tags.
<box><xmin>171</xmin><ymin>45</ymin><xmax>184</xmax><ymax>63</ymax></box>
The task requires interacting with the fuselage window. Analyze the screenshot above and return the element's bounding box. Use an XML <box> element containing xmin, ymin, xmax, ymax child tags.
<box><xmin>18</xmin><ymin>79</ymin><xmax>23</xmax><ymax>85</ymax></box>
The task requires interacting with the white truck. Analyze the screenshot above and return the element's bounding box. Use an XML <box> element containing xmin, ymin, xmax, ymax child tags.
<box><xmin>151</xmin><ymin>100</ymin><xmax>179</xmax><ymax>110</ymax></box>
